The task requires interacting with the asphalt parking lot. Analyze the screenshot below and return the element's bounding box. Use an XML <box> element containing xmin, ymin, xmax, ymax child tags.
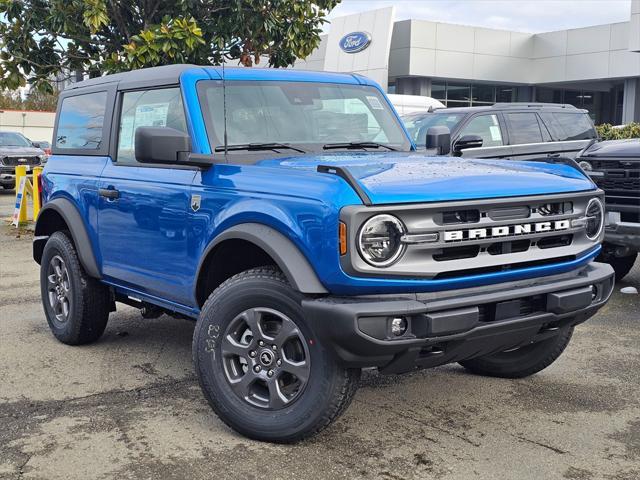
<box><xmin>0</xmin><ymin>188</ymin><xmax>639</xmax><ymax>480</ymax></box>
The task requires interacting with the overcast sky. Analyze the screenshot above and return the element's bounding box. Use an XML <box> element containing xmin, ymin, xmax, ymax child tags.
<box><xmin>326</xmin><ymin>0</ymin><xmax>633</xmax><ymax>33</ymax></box>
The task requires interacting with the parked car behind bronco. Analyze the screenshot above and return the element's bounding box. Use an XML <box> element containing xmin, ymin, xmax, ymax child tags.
<box><xmin>0</xmin><ymin>131</ymin><xmax>47</xmax><ymax>190</ymax></box>
<box><xmin>404</xmin><ymin>103</ymin><xmax>597</xmax><ymax>160</ymax></box>
<box><xmin>577</xmin><ymin>139</ymin><xmax>640</xmax><ymax>281</ymax></box>
<box><xmin>34</xmin><ymin>65</ymin><xmax>614</xmax><ymax>443</ymax></box>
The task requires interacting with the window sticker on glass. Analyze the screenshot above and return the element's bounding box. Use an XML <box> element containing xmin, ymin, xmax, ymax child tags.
<box><xmin>119</xmin><ymin>116</ymin><xmax>135</xmax><ymax>150</ymax></box>
<box><xmin>366</xmin><ymin>95</ymin><xmax>384</xmax><ymax>110</ymax></box>
<box><xmin>135</xmin><ymin>103</ymin><xmax>169</xmax><ymax>127</ymax></box>
<box><xmin>489</xmin><ymin>125</ymin><xmax>502</xmax><ymax>142</ymax></box>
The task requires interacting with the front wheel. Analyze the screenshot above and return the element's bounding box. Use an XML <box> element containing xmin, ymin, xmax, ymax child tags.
<box><xmin>459</xmin><ymin>327</ymin><xmax>574</xmax><ymax>378</ymax></box>
<box><xmin>40</xmin><ymin>231</ymin><xmax>111</xmax><ymax>344</ymax></box>
<box><xmin>193</xmin><ymin>267</ymin><xmax>360</xmax><ymax>443</ymax></box>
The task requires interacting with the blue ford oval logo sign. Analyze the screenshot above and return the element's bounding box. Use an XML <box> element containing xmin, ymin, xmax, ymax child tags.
<box><xmin>339</xmin><ymin>32</ymin><xmax>371</xmax><ymax>53</ymax></box>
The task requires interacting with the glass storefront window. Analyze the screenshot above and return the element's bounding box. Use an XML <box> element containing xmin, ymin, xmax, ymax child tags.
<box><xmin>447</xmin><ymin>83</ymin><xmax>471</xmax><ymax>103</ymax></box>
<box><xmin>496</xmin><ymin>87</ymin><xmax>515</xmax><ymax>103</ymax></box>
<box><xmin>472</xmin><ymin>84</ymin><xmax>495</xmax><ymax>104</ymax></box>
<box><xmin>431</xmin><ymin>82</ymin><xmax>446</xmax><ymax>101</ymax></box>
<box><xmin>564</xmin><ymin>90</ymin><xmax>581</xmax><ymax>108</ymax></box>
<box><xmin>536</xmin><ymin>88</ymin><xmax>562</xmax><ymax>104</ymax></box>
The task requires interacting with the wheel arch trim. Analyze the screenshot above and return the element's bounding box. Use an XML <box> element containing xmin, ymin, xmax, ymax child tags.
<box><xmin>33</xmin><ymin>198</ymin><xmax>101</xmax><ymax>278</ymax></box>
<box><xmin>195</xmin><ymin>223</ymin><xmax>328</xmax><ymax>297</ymax></box>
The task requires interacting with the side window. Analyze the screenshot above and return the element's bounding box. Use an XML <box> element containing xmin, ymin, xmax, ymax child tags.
<box><xmin>539</xmin><ymin>116</ymin><xmax>552</xmax><ymax>142</ymax></box>
<box><xmin>540</xmin><ymin>112</ymin><xmax>597</xmax><ymax>141</ymax></box>
<box><xmin>56</xmin><ymin>91</ymin><xmax>107</xmax><ymax>150</ymax></box>
<box><xmin>117</xmin><ymin>88</ymin><xmax>187</xmax><ymax>164</ymax></box>
<box><xmin>504</xmin><ymin>112</ymin><xmax>543</xmax><ymax>145</ymax></box>
<box><xmin>458</xmin><ymin>114</ymin><xmax>503</xmax><ymax>147</ymax></box>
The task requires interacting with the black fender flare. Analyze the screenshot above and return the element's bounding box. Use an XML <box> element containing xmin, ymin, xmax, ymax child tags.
<box><xmin>33</xmin><ymin>198</ymin><xmax>101</xmax><ymax>278</ymax></box>
<box><xmin>196</xmin><ymin>223</ymin><xmax>328</xmax><ymax>295</ymax></box>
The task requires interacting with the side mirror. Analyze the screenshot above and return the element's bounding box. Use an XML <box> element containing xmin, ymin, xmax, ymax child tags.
<box><xmin>425</xmin><ymin>126</ymin><xmax>451</xmax><ymax>155</ymax></box>
<box><xmin>32</xmin><ymin>141</ymin><xmax>42</xmax><ymax>149</ymax></box>
<box><xmin>453</xmin><ymin>135</ymin><xmax>483</xmax><ymax>154</ymax></box>
<box><xmin>135</xmin><ymin>127</ymin><xmax>192</xmax><ymax>164</ymax></box>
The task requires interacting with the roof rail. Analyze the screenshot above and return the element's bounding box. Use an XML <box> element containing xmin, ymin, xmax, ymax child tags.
<box><xmin>491</xmin><ymin>102</ymin><xmax>578</xmax><ymax>109</ymax></box>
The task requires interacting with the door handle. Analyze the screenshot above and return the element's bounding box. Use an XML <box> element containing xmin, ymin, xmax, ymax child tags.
<box><xmin>99</xmin><ymin>188</ymin><xmax>120</xmax><ymax>200</ymax></box>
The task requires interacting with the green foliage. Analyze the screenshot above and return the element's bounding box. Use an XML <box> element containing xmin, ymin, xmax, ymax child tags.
<box><xmin>0</xmin><ymin>90</ymin><xmax>59</xmax><ymax>111</ymax></box>
<box><xmin>596</xmin><ymin>123</ymin><xmax>640</xmax><ymax>140</ymax></box>
<box><xmin>0</xmin><ymin>0</ymin><xmax>339</xmax><ymax>91</ymax></box>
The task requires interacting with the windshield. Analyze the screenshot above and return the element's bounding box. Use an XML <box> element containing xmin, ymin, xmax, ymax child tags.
<box><xmin>0</xmin><ymin>132</ymin><xmax>32</xmax><ymax>147</ymax></box>
<box><xmin>198</xmin><ymin>81</ymin><xmax>412</xmax><ymax>153</ymax></box>
<box><xmin>403</xmin><ymin>112</ymin><xmax>466</xmax><ymax>147</ymax></box>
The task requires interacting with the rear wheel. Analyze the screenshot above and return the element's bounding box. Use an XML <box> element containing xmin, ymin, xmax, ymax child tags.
<box><xmin>193</xmin><ymin>267</ymin><xmax>360</xmax><ymax>443</ymax></box>
<box><xmin>40</xmin><ymin>231</ymin><xmax>111</xmax><ymax>345</ymax></box>
<box><xmin>459</xmin><ymin>327</ymin><xmax>573</xmax><ymax>378</ymax></box>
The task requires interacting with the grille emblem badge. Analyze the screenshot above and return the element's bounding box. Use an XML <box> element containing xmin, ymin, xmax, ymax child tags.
<box><xmin>444</xmin><ymin>220</ymin><xmax>570</xmax><ymax>242</ymax></box>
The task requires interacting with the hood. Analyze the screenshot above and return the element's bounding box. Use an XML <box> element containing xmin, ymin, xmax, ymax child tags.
<box><xmin>582</xmin><ymin>139</ymin><xmax>640</xmax><ymax>158</ymax></box>
<box><xmin>260</xmin><ymin>152</ymin><xmax>595</xmax><ymax>205</ymax></box>
<box><xmin>0</xmin><ymin>146</ymin><xmax>45</xmax><ymax>156</ymax></box>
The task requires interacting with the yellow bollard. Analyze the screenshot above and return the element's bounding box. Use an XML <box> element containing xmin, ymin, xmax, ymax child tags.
<box><xmin>14</xmin><ymin>166</ymin><xmax>28</xmax><ymax>224</ymax></box>
<box><xmin>32</xmin><ymin>167</ymin><xmax>43</xmax><ymax>220</ymax></box>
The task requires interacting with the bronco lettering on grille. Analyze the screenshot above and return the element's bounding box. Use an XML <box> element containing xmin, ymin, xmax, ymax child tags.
<box><xmin>444</xmin><ymin>220</ymin><xmax>570</xmax><ymax>242</ymax></box>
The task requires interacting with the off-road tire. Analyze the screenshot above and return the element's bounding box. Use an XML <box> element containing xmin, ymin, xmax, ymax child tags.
<box><xmin>459</xmin><ymin>327</ymin><xmax>574</xmax><ymax>378</ymax></box>
<box><xmin>193</xmin><ymin>266</ymin><xmax>360</xmax><ymax>443</ymax></box>
<box><xmin>40</xmin><ymin>231</ymin><xmax>111</xmax><ymax>345</ymax></box>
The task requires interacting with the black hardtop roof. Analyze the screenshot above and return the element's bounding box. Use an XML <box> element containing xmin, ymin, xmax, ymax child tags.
<box><xmin>66</xmin><ymin>64</ymin><xmax>199</xmax><ymax>91</ymax></box>
<box><xmin>582</xmin><ymin>138</ymin><xmax>640</xmax><ymax>158</ymax></box>
<box><xmin>64</xmin><ymin>64</ymin><xmax>367</xmax><ymax>93</ymax></box>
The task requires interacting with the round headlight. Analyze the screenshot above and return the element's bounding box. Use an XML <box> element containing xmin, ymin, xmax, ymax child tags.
<box><xmin>585</xmin><ymin>198</ymin><xmax>604</xmax><ymax>240</ymax></box>
<box><xmin>358</xmin><ymin>214</ymin><xmax>406</xmax><ymax>267</ymax></box>
<box><xmin>578</xmin><ymin>160</ymin><xmax>592</xmax><ymax>171</ymax></box>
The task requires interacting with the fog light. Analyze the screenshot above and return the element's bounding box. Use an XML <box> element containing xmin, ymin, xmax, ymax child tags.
<box><xmin>591</xmin><ymin>285</ymin><xmax>598</xmax><ymax>301</ymax></box>
<box><xmin>390</xmin><ymin>317</ymin><xmax>408</xmax><ymax>336</ymax></box>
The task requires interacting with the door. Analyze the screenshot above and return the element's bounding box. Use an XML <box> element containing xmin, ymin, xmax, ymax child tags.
<box><xmin>539</xmin><ymin>111</ymin><xmax>597</xmax><ymax>159</ymax></box>
<box><xmin>97</xmin><ymin>87</ymin><xmax>197</xmax><ymax>306</ymax></box>
<box><xmin>502</xmin><ymin>111</ymin><xmax>567</xmax><ymax>160</ymax></box>
<box><xmin>455</xmin><ymin>113</ymin><xmax>513</xmax><ymax>158</ymax></box>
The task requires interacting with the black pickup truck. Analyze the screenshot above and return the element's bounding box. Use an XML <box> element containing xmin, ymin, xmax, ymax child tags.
<box><xmin>577</xmin><ymin>139</ymin><xmax>640</xmax><ymax>280</ymax></box>
<box><xmin>0</xmin><ymin>131</ymin><xmax>47</xmax><ymax>190</ymax></box>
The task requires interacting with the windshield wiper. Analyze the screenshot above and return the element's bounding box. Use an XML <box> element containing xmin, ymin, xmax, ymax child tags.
<box><xmin>214</xmin><ymin>143</ymin><xmax>306</xmax><ymax>153</ymax></box>
<box><xmin>323</xmin><ymin>141</ymin><xmax>397</xmax><ymax>151</ymax></box>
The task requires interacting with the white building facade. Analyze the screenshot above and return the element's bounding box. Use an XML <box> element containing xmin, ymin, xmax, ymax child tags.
<box><xmin>295</xmin><ymin>1</ymin><xmax>640</xmax><ymax>124</ymax></box>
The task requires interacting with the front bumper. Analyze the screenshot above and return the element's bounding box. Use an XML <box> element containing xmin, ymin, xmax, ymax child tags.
<box><xmin>303</xmin><ymin>262</ymin><xmax>614</xmax><ymax>374</ymax></box>
<box><xmin>0</xmin><ymin>169</ymin><xmax>14</xmax><ymax>187</ymax></box>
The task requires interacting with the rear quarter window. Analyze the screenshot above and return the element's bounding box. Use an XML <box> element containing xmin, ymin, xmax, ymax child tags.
<box><xmin>504</xmin><ymin>112</ymin><xmax>544</xmax><ymax>144</ymax></box>
<box><xmin>55</xmin><ymin>91</ymin><xmax>108</xmax><ymax>151</ymax></box>
<box><xmin>539</xmin><ymin>112</ymin><xmax>596</xmax><ymax>141</ymax></box>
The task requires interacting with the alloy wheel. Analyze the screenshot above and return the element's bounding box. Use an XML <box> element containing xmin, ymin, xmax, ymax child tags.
<box><xmin>47</xmin><ymin>255</ymin><xmax>71</xmax><ymax>324</ymax></box>
<box><xmin>220</xmin><ymin>307</ymin><xmax>311</xmax><ymax>410</ymax></box>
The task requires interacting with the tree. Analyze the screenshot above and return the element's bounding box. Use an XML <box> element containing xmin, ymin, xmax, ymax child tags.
<box><xmin>0</xmin><ymin>0</ymin><xmax>339</xmax><ymax>92</ymax></box>
<box><xmin>0</xmin><ymin>89</ymin><xmax>59</xmax><ymax>111</ymax></box>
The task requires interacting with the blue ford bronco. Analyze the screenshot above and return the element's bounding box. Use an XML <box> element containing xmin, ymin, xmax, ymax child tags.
<box><xmin>35</xmin><ymin>65</ymin><xmax>614</xmax><ymax>442</ymax></box>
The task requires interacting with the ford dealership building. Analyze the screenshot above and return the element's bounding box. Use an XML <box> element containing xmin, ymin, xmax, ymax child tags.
<box><xmin>294</xmin><ymin>1</ymin><xmax>640</xmax><ymax>125</ymax></box>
